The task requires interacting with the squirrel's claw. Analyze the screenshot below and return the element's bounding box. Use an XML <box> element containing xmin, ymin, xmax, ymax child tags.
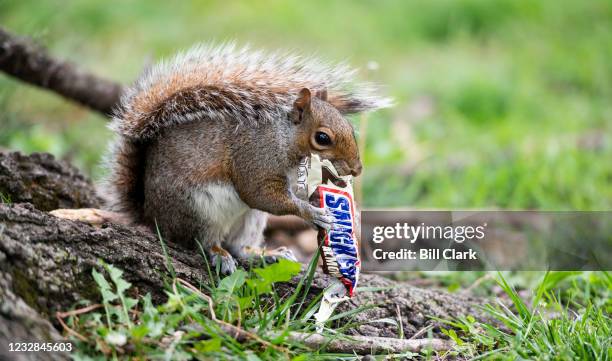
<box><xmin>234</xmin><ymin>246</ymin><xmax>298</xmax><ymax>267</ymax></box>
<box><xmin>265</xmin><ymin>246</ymin><xmax>298</xmax><ymax>263</ymax></box>
<box><xmin>210</xmin><ymin>251</ymin><xmax>237</xmax><ymax>275</ymax></box>
<box><xmin>311</xmin><ymin>207</ymin><xmax>335</xmax><ymax>230</ymax></box>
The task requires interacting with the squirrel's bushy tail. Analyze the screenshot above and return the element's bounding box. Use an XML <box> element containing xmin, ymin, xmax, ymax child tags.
<box><xmin>111</xmin><ymin>42</ymin><xmax>392</xmax><ymax>141</ymax></box>
<box><xmin>102</xmin><ymin>136</ymin><xmax>147</xmax><ymax>220</ymax></box>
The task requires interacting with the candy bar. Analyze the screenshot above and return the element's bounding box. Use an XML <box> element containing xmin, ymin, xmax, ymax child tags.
<box><xmin>296</xmin><ymin>154</ymin><xmax>360</xmax><ymax>327</ymax></box>
<box><xmin>298</xmin><ymin>154</ymin><xmax>360</xmax><ymax>295</ymax></box>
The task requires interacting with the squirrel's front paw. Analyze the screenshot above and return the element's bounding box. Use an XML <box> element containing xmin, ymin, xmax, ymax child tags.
<box><xmin>210</xmin><ymin>246</ymin><xmax>237</xmax><ymax>275</ymax></box>
<box><xmin>310</xmin><ymin>206</ymin><xmax>335</xmax><ymax>230</ymax></box>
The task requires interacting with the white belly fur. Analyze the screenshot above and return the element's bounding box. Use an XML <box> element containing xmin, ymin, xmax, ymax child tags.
<box><xmin>191</xmin><ymin>183</ymin><xmax>249</xmax><ymax>240</ymax></box>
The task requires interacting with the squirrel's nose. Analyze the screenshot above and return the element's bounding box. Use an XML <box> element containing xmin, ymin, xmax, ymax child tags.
<box><xmin>350</xmin><ymin>162</ymin><xmax>363</xmax><ymax>177</ymax></box>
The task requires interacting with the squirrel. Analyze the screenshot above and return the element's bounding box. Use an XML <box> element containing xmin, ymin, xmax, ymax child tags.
<box><xmin>104</xmin><ymin>43</ymin><xmax>390</xmax><ymax>274</ymax></box>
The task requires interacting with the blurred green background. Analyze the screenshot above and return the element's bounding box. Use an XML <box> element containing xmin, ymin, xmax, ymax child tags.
<box><xmin>1</xmin><ymin>0</ymin><xmax>610</xmax><ymax>210</ymax></box>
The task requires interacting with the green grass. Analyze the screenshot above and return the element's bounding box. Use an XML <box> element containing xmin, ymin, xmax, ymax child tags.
<box><xmin>0</xmin><ymin>0</ymin><xmax>610</xmax><ymax>209</ymax></box>
<box><xmin>61</xmin><ymin>232</ymin><xmax>384</xmax><ymax>360</ymax></box>
<box><xmin>0</xmin><ymin>192</ymin><xmax>11</xmax><ymax>204</ymax></box>
<box><xmin>62</xmin><ymin>257</ymin><xmax>611</xmax><ymax>360</ymax></box>
<box><xmin>440</xmin><ymin>272</ymin><xmax>611</xmax><ymax>360</ymax></box>
<box><xmin>64</xmin><ymin>255</ymin><xmax>390</xmax><ymax>360</ymax></box>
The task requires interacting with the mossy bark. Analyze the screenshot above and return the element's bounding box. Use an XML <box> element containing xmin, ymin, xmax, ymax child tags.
<box><xmin>0</xmin><ymin>152</ymin><xmax>102</xmax><ymax>211</ymax></box>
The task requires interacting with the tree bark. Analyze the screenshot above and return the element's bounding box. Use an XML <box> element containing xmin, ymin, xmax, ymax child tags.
<box><xmin>0</xmin><ymin>272</ymin><xmax>70</xmax><ymax>361</ymax></box>
<box><xmin>0</xmin><ymin>27</ymin><xmax>123</xmax><ymax>116</ymax></box>
<box><xmin>0</xmin><ymin>152</ymin><xmax>102</xmax><ymax>211</ymax></box>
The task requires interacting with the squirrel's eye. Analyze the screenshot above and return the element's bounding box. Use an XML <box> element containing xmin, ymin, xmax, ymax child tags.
<box><xmin>315</xmin><ymin>131</ymin><xmax>332</xmax><ymax>146</ymax></box>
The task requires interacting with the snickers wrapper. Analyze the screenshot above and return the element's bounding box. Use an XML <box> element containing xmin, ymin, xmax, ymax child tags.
<box><xmin>296</xmin><ymin>154</ymin><xmax>360</xmax><ymax>327</ymax></box>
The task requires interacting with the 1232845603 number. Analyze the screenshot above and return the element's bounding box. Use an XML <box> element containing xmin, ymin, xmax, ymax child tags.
<box><xmin>8</xmin><ymin>342</ymin><xmax>72</xmax><ymax>352</ymax></box>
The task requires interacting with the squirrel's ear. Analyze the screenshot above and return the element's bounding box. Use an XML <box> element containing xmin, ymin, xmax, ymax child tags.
<box><xmin>292</xmin><ymin>88</ymin><xmax>312</xmax><ymax>124</ymax></box>
<box><xmin>315</xmin><ymin>88</ymin><xmax>328</xmax><ymax>101</ymax></box>
<box><xmin>294</xmin><ymin>88</ymin><xmax>312</xmax><ymax>110</ymax></box>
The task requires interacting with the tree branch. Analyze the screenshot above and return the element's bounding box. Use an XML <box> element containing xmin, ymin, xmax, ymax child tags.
<box><xmin>211</xmin><ymin>324</ymin><xmax>455</xmax><ymax>354</ymax></box>
<box><xmin>0</xmin><ymin>27</ymin><xmax>123</xmax><ymax>115</ymax></box>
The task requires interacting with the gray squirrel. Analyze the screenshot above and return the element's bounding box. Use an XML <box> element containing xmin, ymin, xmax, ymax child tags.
<box><xmin>105</xmin><ymin>43</ymin><xmax>390</xmax><ymax>274</ymax></box>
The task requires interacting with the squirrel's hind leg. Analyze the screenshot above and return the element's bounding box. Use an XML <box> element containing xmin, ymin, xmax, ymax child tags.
<box><xmin>225</xmin><ymin>209</ymin><xmax>298</xmax><ymax>264</ymax></box>
<box><xmin>225</xmin><ymin>209</ymin><xmax>267</xmax><ymax>260</ymax></box>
